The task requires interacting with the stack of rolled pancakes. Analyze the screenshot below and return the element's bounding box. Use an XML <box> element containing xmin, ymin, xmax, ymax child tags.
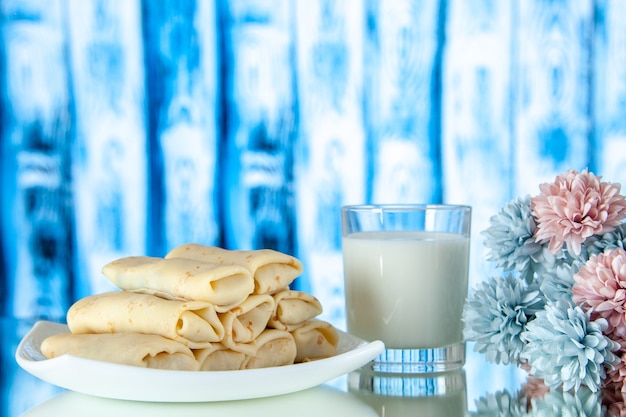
<box><xmin>41</xmin><ymin>243</ymin><xmax>339</xmax><ymax>371</ymax></box>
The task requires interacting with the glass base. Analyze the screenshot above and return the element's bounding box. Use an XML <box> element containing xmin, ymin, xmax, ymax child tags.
<box><xmin>366</xmin><ymin>342</ymin><xmax>465</xmax><ymax>374</ymax></box>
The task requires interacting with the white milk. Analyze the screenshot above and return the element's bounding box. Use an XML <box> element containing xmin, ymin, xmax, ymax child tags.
<box><xmin>342</xmin><ymin>231</ymin><xmax>470</xmax><ymax>349</ymax></box>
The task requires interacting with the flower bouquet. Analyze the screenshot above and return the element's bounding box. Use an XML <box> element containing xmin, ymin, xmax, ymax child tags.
<box><xmin>463</xmin><ymin>168</ymin><xmax>626</xmax><ymax>413</ymax></box>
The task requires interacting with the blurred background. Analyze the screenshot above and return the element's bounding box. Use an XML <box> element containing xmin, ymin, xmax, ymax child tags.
<box><xmin>2</xmin><ymin>0</ymin><xmax>626</xmax><ymax>415</ymax></box>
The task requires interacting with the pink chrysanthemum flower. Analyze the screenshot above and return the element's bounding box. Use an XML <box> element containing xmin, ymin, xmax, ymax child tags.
<box><xmin>572</xmin><ymin>248</ymin><xmax>626</xmax><ymax>337</ymax></box>
<box><xmin>605</xmin><ymin>352</ymin><xmax>626</xmax><ymax>394</ymax></box>
<box><xmin>531</xmin><ymin>169</ymin><xmax>626</xmax><ymax>256</ymax></box>
<box><xmin>521</xmin><ymin>375</ymin><xmax>550</xmax><ymax>409</ymax></box>
<box><xmin>608</xmin><ymin>401</ymin><xmax>626</xmax><ymax>417</ymax></box>
<box><xmin>603</xmin><ymin>349</ymin><xmax>626</xmax><ymax>417</ymax></box>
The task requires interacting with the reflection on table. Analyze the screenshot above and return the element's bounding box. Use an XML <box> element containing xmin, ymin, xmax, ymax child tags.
<box><xmin>349</xmin><ymin>368</ymin><xmax>468</xmax><ymax>417</ymax></box>
<box><xmin>22</xmin><ymin>372</ymin><xmax>472</xmax><ymax>417</ymax></box>
<box><xmin>21</xmin><ymin>384</ymin><xmax>376</xmax><ymax>417</ymax></box>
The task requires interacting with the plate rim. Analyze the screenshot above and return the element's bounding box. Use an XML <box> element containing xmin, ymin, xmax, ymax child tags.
<box><xmin>16</xmin><ymin>320</ymin><xmax>385</xmax><ymax>402</ymax></box>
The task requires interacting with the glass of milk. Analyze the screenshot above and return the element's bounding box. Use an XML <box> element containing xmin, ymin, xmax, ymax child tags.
<box><xmin>341</xmin><ymin>204</ymin><xmax>471</xmax><ymax>373</ymax></box>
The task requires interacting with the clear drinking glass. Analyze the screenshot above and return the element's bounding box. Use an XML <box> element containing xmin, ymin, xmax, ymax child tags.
<box><xmin>341</xmin><ymin>204</ymin><xmax>471</xmax><ymax>373</ymax></box>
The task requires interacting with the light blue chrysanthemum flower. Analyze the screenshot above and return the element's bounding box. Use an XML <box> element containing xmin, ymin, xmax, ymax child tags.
<box><xmin>527</xmin><ymin>385</ymin><xmax>602</xmax><ymax>417</ymax></box>
<box><xmin>464</xmin><ymin>274</ymin><xmax>545</xmax><ymax>365</ymax></box>
<box><xmin>536</xmin><ymin>262</ymin><xmax>576</xmax><ymax>303</ymax></box>
<box><xmin>482</xmin><ymin>196</ymin><xmax>543</xmax><ymax>282</ymax></box>
<box><xmin>469</xmin><ymin>389</ymin><xmax>527</xmax><ymax>417</ymax></box>
<box><xmin>520</xmin><ymin>299</ymin><xmax>620</xmax><ymax>393</ymax></box>
<box><xmin>528</xmin><ymin>245</ymin><xmax>573</xmax><ymax>278</ymax></box>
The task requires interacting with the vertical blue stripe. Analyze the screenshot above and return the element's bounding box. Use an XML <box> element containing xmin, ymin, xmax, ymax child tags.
<box><xmin>293</xmin><ymin>0</ymin><xmax>367</xmax><ymax>326</ymax></box>
<box><xmin>0</xmin><ymin>2</ymin><xmax>74</xmax><ymax>415</ymax></box>
<box><xmin>221</xmin><ymin>0</ymin><xmax>297</xmax><ymax>255</ymax></box>
<box><xmin>364</xmin><ymin>0</ymin><xmax>443</xmax><ymax>204</ymax></box>
<box><xmin>513</xmin><ymin>0</ymin><xmax>594</xmax><ymax>194</ymax></box>
<box><xmin>66</xmin><ymin>0</ymin><xmax>148</xmax><ymax>298</ymax></box>
<box><xmin>593</xmin><ymin>0</ymin><xmax>626</xmax><ymax>187</ymax></box>
<box><xmin>0</xmin><ymin>0</ymin><xmax>73</xmax><ymax>321</ymax></box>
<box><xmin>143</xmin><ymin>0</ymin><xmax>221</xmax><ymax>255</ymax></box>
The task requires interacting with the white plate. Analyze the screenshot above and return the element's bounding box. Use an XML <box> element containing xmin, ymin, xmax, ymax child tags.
<box><xmin>16</xmin><ymin>320</ymin><xmax>384</xmax><ymax>402</ymax></box>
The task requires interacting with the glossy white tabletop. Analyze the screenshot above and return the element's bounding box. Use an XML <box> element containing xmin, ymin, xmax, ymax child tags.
<box><xmin>4</xmin><ymin>318</ymin><xmax>528</xmax><ymax>417</ymax></box>
<box><xmin>13</xmin><ymin>354</ymin><xmax>527</xmax><ymax>417</ymax></box>
<box><xmin>21</xmin><ymin>384</ymin><xmax>376</xmax><ymax>417</ymax></box>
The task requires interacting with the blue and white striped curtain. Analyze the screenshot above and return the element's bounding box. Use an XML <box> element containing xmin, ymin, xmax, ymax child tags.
<box><xmin>2</xmin><ymin>0</ymin><xmax>626</xmax><ymax>415</ymax></box>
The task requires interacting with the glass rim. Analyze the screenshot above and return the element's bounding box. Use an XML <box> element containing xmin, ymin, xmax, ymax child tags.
<box><xmin>341</xmin><ymin>204</ymin><xmax>471</xmax><ymax>212</ymax></box>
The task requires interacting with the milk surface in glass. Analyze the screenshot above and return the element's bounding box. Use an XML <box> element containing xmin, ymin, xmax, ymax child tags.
<box><xmin>342</xmin><ymin>230</ymin><xmax>469</xmax><ymax>349</ymax></box>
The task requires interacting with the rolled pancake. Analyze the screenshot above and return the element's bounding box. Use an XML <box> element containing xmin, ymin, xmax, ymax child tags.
<box><xmin>290</xmin><ymin>320</ymin><xmax>339</xmax><ymax>362</ymax></box>
<box><xmin>165</xmin><ymin>243</ymin><xmax>304</xmax><ymax>294</ymax></box>
<box><xmin>67</xmin><ymin>291</ymin><xmax>224</xmax><ymax>348</ymax></box>
<box><xmin>268</xmin><ymin>289</ymin><xmax>323</xmax><ymax>331</ymax></box>
<box><xmin>220</xmin><ymin>294</ymin><xmax>275</xmax><ymax>350</ymax></box>
<box><xmin>101</xmin><ymin>256</ymin><xmax>254</xmax><ymax>310</ymax></box>
<box><xmin>41</xmin><ymin>332</ymin><xmax>199</xmax><ymax>371</ymax></box>
<box><xmin>243</xmin><ymin>329</ymin><xmax>297</xmax><ymax>369</ymax></box>
<box><xmin>193</xmin><ymin>343</ymin><xmax>248</xmax><ymax>371</ymax></box>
